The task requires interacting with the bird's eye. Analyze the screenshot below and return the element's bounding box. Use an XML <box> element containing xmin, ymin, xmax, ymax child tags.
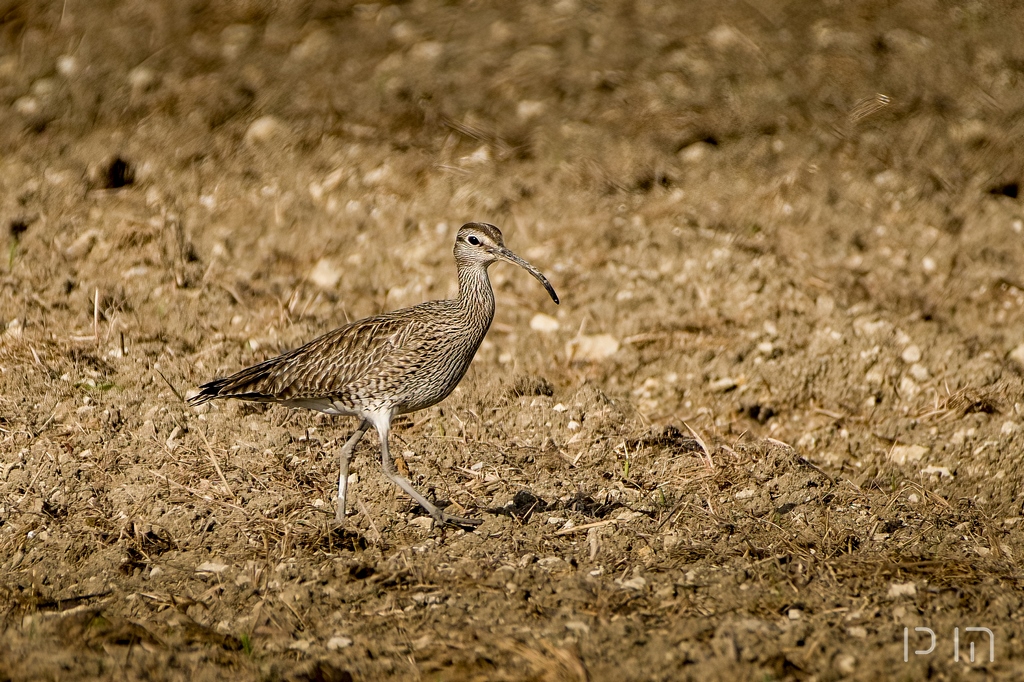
<box><xmin>467</xmin><ymin>235</ymin><xmax>481</xmax><ymax>246</ymax></box>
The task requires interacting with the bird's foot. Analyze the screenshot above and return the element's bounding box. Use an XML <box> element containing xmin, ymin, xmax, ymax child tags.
<box><xmin>435</xmin><ymin>510</ymin><xmax>483</xmax><ymax>529</ymax></box>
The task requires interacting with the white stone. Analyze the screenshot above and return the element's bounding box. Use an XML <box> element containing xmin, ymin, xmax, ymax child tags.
<box><xmin>462</xmin><ymin>145</ymin><xmax>490</xmax><ymax>165</ymax></box>
<box><xmin>901</xmin><ymin>344</ymin><xmax>922</xmax><ymax>363</ymax></box>
<box><xmin>888</xmin><ymin>444</ymin><xmax>928</xmax><ymax>465</ymax></box>
<box><xmin>309</xmin><ymin>258</ymin><xmax>343</xmax><ymax>289</ymax></box>
<box><xmin>165</xmin><ymin>426</ymin><xmax>181</xmax><ymax>452</ymax></box>
<box><xmin>530</xmin><ymin>313</ymin><xmax>560</xmax><ymax>333</ymax></box>
<box><xmin>517</xmin><ymin>100</ymin><xmax>546</xmax><ymax>120</ymax></box>
<box><xmin>363</xmin><ymin>165</ymin><xmax>390</xmax><ymax>185</ymax></box>
<box><xmin>835</xmin><ymin>654</ymin><xmax>857</xmax><ymax>674</ymax></box>
<box><xmin>679</xmin><ymin>141</ymin><xmax>714</xmax><ymax>163</ymax></box>
<box><xmin>65</xmin><ymin>229</ymin><xmax>101</xmax><ymax>259</ymax></box>
<box><xmin>566</xmin><ymin>334</ymin><xmax>619</xmax><ymax>362</ymax></box>
<box><xmin>14</xmin><ymin>96</ymin><xmax>39</xmax><ymax>115</ymax></box>
<box><xmin>245</xmin><ymin>116</ymin><xmax>288</xmax><ymax>145</ymax></box>
<box><xmin>707</xmin><ymin>24</ymin><xmax>742</xmax><ymax>50</ymax></box>
<box><xmin>390</xmin><ymin>21</ymin><xmax>419</xmax><ymax>44</ymax></box>
<box><xmin>887</xmin><ymin>581</ymin><xmax>916</xmax><ymax>598</ymax></box>
<box><xmin>909</xmin><ymin>363</ymin><xmax>930</xmax><ymax>381</ymax></box>
<box><xmin>874</xmin><ymin>170</ymin><xmax>899</xmax><ymax>188</ymax></box>
<box><xmin>1011</xmin><ymin>343</ymin><xmax>1024</xmax><ymax>367</ymax></box>
<box><xmin>327</xmin><ymin>636</ymin><xmax>353</xmax><ymax>650</ymax></box>
<box><xmin>708</xmin><ymin>377</ymin><xmax>738</xmax><ymax>392</ymax></box>
<box><xmin>196</xmin><ymin>561</ymin><xmax>229</xmax><ymax>574</ymax></box>
<box><xmin>853</xmin><ymin>317</ymin><xmax>891</xmax><ymax>338</ymax></box>
<box><xmin>410</xmin><ymin>41</ymin><xmax>443</xmax><ymax>61</ymax></box>
<box><xmin>865</xmin><ymin>367</ymin><xmax>885</xmax><ymax>385</ymax></box>
<box><xmin>128</xmin><ymin>66</ymin><xmax>157</xmax><ymax>93</ymax></box>
<box><xmin>565</xmin><ymin>621</ymin><xmax>590</xmax><ymax>635</ymax></box>
<box><xmin>56</xmin><ymin>55</ymin><xmax>78</xmax><ymax>77</ymax></box>
<box><xmin>618</xmin><ymin>576</ymin><xmax>647</xmax><ymax>591</ymax></box>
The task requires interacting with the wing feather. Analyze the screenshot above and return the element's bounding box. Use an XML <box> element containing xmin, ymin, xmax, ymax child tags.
<box><xmin>188</xmin><ymin>312</ymin><xmax>423</xmax><ymax>405</ymax></box>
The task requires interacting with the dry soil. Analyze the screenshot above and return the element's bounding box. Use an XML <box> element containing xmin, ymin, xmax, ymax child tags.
<box><xmin>2</xmin><ymin>0</ymin><xmax>1024</xmax><ymax>680</ymax></box>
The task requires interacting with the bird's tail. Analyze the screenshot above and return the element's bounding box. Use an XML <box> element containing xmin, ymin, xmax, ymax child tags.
<box><xmin>188</xmin><ymin>355</ymin><xmax>289</xmax><ymax>406</ymax></box>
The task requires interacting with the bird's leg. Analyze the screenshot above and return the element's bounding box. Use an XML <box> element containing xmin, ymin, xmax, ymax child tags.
<box><xmin>373</xmin><ymin>417</ymin><xmax>482</xmax><ymax>528</ymax></box>
<box><xmin>336</xmin><ymin>420</ymin><xmax>371</xmax><ymax>525</ymax></box>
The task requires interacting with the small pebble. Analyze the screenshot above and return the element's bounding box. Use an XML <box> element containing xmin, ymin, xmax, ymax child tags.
<box><xmin>708</xmin><ymin>377</ymin><xmax>738</xmax><ymax>392</ymax></box>
<box><xmin>888</xmin><ymin>444</ymin><xmax>928</xmax><ymax>465</ymax></box>
<box><xmin>530</xmin><ymin>313</ymin><xmax>560</xmax><ymax>333</ymax></box>
<box><xmin>566</xmin><ymin>334</ymin><xmax>619</xmax><ymax>362</ymax></box>
<box><xmin>901</xmin><ymin>344</ymin><xmax>922</xmax><ymax>363</ymax></box>
<box><xmin>56</xmin><ymin>55</ymin><xmax>78</xmax><ymax>76</ymax></box>
<box><xmin>835</xmin><ymin>654</ymin><xmax>857</xmax><ymax>674</ymax></box>
<box><xmin>245</xmin><ymin>116</ymin><xmax>288</xmax><ymax>145</ymax></box>
<box><xmin>327</xmin><ymin>636</ymin><xmax>353</xmax><ymax>651</ymax></box>
<box><xmin>908</xmin><ymin>363</ymin><xmax>930</xmax><ymax>381</ymax></box>
<box><xmin>888</xmin><ymin>582</ymin><xmax>916</xmax><ymax>598</ymax></box>
<box><xmin>517</xmin><ymin>100</ymin><xmax>546</xmax><ymax>120</ymax></box>
<box><xmin>310</xmin><ymin>258</ymin><xmax>343</xmax><ymax>289</ymax></box>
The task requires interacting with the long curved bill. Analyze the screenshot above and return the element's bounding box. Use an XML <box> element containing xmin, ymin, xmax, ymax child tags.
<box><xmin>496</xmin><ymin>248</ymin><xmax>560</xmax><ymax>305</ymax></box>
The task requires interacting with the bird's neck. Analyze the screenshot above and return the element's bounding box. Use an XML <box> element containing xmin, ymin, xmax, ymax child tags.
<box><xmin>456</xmin><ymin>263</ymin><xmax>496</xmax><ymax>326</ymax></box>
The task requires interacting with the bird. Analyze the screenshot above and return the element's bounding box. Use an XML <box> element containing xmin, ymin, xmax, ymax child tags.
<box><xmin>189</xmin><ymin>222</ymin><xmax>559</xmax><ymax>528</ymax></box>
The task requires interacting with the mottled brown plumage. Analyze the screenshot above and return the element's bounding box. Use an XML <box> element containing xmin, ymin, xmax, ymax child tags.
<box><xmin>190</xmin><ymin>222</ymin><xmax>559</xmax><ymax>527</ymax></box>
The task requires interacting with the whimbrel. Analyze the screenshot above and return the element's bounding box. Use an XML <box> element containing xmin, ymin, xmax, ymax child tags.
<box><xmin>189</xmin><ymin>223</ymin><xmax>559</xmax><ymax>527</ymax></box>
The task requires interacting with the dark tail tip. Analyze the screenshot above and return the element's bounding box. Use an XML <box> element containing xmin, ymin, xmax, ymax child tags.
<box><xmin>188</xmin><ymin>379</ymin><xmax>230</xmax><ymax>406</ymax></box>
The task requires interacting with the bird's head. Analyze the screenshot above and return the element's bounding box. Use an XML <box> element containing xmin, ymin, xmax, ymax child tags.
<box><xmin>454</xmin><ymin>222</ymin><xmax>559</xmax><ymax>304</ymax></box>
